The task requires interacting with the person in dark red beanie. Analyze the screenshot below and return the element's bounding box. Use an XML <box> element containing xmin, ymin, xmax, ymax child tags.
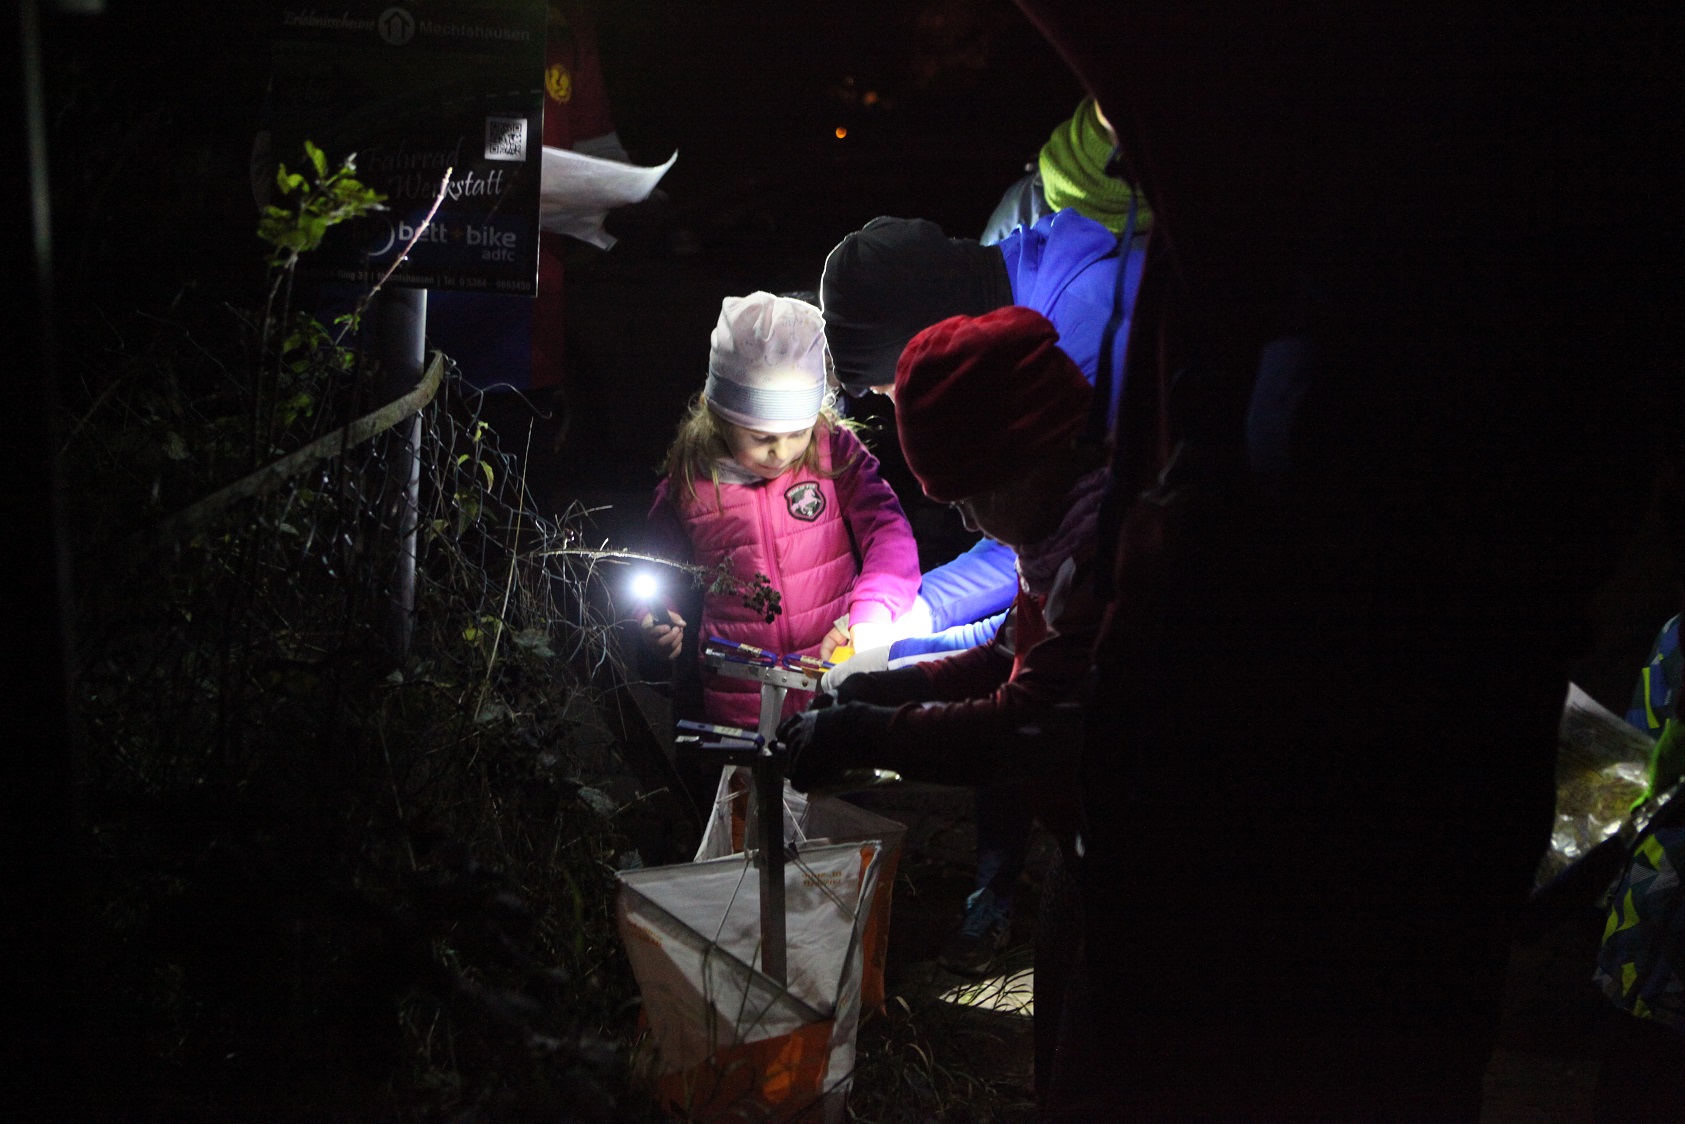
<box><xmin>779</xmin><ymin>305</ymin><xmax>1107</xmax><ymax>1088</ymax></box>
<box><xmin>895</xmin><ymin>307</ymin><xmax>1095</xmax><ymax>508</ymax></box>
<box><xmin>781</xmin><ymin>305</ymin><xmax>1104</xmax><ymax>787</ymax></box>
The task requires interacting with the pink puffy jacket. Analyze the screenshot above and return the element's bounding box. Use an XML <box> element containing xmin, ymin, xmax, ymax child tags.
<box><xmin>648</xmin><ymin>425</ymin><xmax>921</xmax><ymax>730</ymax></box>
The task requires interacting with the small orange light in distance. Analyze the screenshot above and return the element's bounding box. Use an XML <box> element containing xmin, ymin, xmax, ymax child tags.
<box><xmin>863</xmin><ymin>90</ymin><xmax>879</xmax><ymax>106</ymax></box>
<box><xmin>835</xmin><ymin>126</ymin><xmax>848</xmax><ymax>139</ymax></box>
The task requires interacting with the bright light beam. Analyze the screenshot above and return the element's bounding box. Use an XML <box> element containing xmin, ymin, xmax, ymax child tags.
<box><xmin>937</xmin><ymin>966</ymin><xmax>1034</xmax><ymax>1017</ymax></box>
<box><xmin>630</xmin><ymin>572</ymin><xmax>660</xmax><ymax>602</ymax></box>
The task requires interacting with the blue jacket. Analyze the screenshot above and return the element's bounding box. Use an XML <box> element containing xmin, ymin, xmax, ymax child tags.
<box><xmin>1627</xmin><ymin>614</ymin><xmax>1682</xmax><ymax>737</ymax></box>
<box><xmin>908</xmin><ymin>209</ymin><xmax>1144</xmax><ymax>650</ymax></box>
<box><xmin>1002</xmin><ymin>208</ymin><xmax>1144</xmax><ymax>435</ymax></box>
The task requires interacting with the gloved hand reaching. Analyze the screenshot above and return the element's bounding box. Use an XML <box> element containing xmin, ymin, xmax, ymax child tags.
<box><xmin>777</xmin><ymin>703</ymin><xmax>897</xmax><ymax>792</ymax></box>
<box><xmin>819</xmin><ymin>644</ymin><xmax>890</xmax><ymax>693</ymax></box>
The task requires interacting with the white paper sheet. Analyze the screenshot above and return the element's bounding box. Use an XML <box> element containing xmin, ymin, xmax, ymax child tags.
<box><xmin>538</xmin><ymin>145</ymin><xmax>677</xmax><ymax>249</ymax></box>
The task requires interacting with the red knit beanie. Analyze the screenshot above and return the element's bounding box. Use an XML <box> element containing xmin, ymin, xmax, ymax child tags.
<box><xmin>894</xmin><ymin>306</ymin><xmax>1092</xmax><ymax>504</ymax></box>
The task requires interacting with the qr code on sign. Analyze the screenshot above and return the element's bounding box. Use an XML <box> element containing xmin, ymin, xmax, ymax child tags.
<box><xmin>485</xmin><ymin>116</ymin><xmax>527</xmax><ymax>162</ymax></box>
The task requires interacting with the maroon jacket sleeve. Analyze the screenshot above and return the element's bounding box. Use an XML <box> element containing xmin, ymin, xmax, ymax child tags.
<box><xmin>878</xmin><ymin>558</ymin><xmax>1105</xmax><ymax>788</ymax></box>
<box><xmin>907</xmin><ymin>641</ymin><xmax>1015</xmax><ymax>703</ymax></box>
<box><xmin>831</xmin><ymin>427</ymin><xmax>921</xmax><ymax>627</ymax></box>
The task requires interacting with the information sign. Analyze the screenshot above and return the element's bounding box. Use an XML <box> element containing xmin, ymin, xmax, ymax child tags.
<box><xmin>269</xmin><ymin>1</ymin><xmax>545</xmax><ymax>295</ymax></box>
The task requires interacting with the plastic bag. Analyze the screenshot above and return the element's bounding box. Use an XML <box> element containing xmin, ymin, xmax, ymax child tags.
<box><xmin>1536</xmin><ymin>683</ymin><xmax>1656</xmax><ymax>889</ymax></box>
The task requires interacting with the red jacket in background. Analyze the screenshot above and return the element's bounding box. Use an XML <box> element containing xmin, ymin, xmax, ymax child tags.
<box><xmin>534</xmin><ymin>4</ymin><xmax>619</xmax><ymax>390</ymax></box>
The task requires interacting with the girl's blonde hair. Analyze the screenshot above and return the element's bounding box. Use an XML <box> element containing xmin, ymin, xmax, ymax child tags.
<box><xmin>661</xmin><ymin>393</ymin><xmax>860</xmax><ymax>507</ymax></box>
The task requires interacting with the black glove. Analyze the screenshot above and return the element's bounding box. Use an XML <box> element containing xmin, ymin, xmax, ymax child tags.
<box><xmin>834</xmin><ymin>665</ymin><xmax>932</xmax><ymax>708</ymax></box>
<box><xmin>778</xmin><ymin>703</ymin><xmax>898</xmax><ymax>792</ymax></box>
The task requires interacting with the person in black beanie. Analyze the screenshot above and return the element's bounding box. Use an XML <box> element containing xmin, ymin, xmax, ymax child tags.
<box><xmin>819</xmin><ymin>211</ymin><xmax>1142</xmax><ymax>975</ymax></box>
<box><xmin>820</xmin><ymin>217</ymin><xmax>1013</xmax><ymax>396</ymax></box>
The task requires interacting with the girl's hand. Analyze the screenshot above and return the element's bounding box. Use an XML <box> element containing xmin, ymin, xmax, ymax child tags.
<box><xmin>848</xmin><ymin>620</ymin><xmax>892</xmax><ymax>654</ymax></box>
<box><xmin>640</xmin><ymin>610</ymin><xmax>687</xmax><ymax>661</ymax></box>
<box><xmin>818</xmin><ymin>624</ymin><xmax>851</xmax><ymax>661</ymax></box>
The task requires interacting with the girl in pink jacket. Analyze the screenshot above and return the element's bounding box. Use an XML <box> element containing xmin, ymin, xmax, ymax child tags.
<box><xmin>641</xmin><ymin>292</ymin><xmax>922</xmax><ymax>731</ymax></box>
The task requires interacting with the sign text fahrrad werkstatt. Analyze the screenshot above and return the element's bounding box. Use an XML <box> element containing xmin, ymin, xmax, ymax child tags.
<box><xmin>269</xmin><ymin>1</ymin><xmax>546</xmax><ymax>295</ymax></box>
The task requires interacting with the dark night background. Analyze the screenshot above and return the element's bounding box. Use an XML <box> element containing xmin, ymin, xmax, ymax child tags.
<box><xmin>12</xmin><ymin>0</ymin><xmax>1685</xmax><ymax>1119</ymax></box>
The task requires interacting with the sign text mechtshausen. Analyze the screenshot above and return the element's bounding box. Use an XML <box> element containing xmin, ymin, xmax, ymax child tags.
<box><xmin>270</xmin><ymin>2</ymin><xmax>545</xmax><ymax>295</ymax></box>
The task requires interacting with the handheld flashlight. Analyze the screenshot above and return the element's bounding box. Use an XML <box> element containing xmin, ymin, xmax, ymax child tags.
<box><xmin>631</xmin><ymin>571</ymin><xmax>673</xmax><ymax>627</ymax></box>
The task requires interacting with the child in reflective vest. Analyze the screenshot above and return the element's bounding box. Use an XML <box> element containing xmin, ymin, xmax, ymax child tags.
<box><xmin>640</xmin><ymin>292</ymin><xmax>921</xmax><ymax>731</ymax></box>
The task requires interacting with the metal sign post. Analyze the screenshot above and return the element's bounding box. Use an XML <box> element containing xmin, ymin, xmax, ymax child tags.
<box><xmin>267</xmin><ymin>2</ymin><xmax>543</xmax><ymax>656</ymax></box>
<box><xmin>750</xmin><ymin>742</ymin><xmax>789</xmax><ymax>986</ymax></box>
<box><xmin>375</xmin><ymin>287</ymin><xmax>426</xmax><ymax>658</ymax></box>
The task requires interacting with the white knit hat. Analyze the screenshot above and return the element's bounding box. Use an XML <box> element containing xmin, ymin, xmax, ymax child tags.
<box><xmin>704</xmin><ymin>292</ymin><xmax>828</xmax><ymax>433</ymax></box>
